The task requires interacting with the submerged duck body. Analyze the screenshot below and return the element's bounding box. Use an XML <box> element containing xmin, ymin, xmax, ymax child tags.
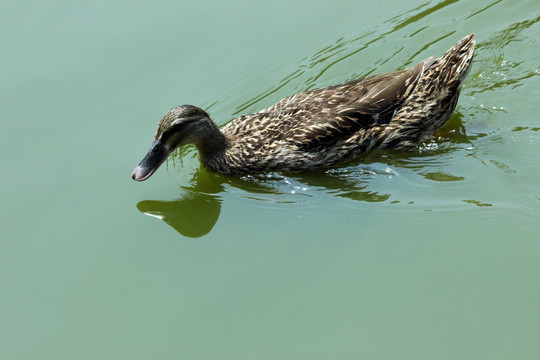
<box><xmin>132</xmin><ymin>34</ymin><xmax>475</xmax><ymax>181</ymax></box>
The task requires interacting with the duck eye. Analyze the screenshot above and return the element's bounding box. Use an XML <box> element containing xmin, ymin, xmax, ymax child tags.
<box><xmin>152</xmin><ymin>145</ymin><xmax>159</xmax><ymax>153</ymax></box>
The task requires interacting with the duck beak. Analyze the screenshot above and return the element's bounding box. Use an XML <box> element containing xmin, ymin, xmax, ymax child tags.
<box><xmin>132</xmin><ymin>140</ymin><xmax>169</xmax><ymax>181</ymax></box>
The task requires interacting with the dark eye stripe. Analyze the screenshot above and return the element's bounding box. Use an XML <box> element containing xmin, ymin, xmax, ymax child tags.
<box><xmin>160</xmin><ymin>120</ymin><xmax>190</xmax><ymax>142</ymax></box>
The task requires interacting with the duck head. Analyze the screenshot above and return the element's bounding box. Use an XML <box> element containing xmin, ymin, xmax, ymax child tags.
<box><xmin>132</xmin><ymin>105</ymin><xmax>218</xmax><ymax>181</ymax></box>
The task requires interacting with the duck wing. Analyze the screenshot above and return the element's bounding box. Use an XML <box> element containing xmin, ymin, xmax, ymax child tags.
<box><xmin>222</xmin><ymin>58</ymin><xmax>431</xmax><ymax>151</ymax></box>
<box><xmin>280</xmin><ymin>59</ymin><xmax>430</xmax><ymax>151</ymax></box>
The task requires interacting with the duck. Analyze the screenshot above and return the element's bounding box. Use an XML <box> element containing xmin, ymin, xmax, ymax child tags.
<box><xmin>132</xmin><ymin>34</ymin><xmax>475</xmax><ymax>181</ymax></box>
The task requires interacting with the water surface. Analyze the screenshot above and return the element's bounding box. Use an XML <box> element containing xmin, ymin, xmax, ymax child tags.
<box><xmin>1</xmin><ymin>0</ymin><xmax>540</xmax><ymax>359</ymax></box>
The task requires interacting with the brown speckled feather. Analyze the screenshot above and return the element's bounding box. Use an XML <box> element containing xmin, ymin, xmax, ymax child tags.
<box><xmin>223</xmin><ymin>61</ymin><xmax>425</xmax><ymax>145</ymax></box>
<box><xmin>212</xmin><ymin>35</ymin><xmax>475</xmax><ymax>174</ymax></box>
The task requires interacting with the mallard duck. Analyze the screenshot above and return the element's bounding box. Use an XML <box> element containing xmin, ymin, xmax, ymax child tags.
<box><xmin>132</xmin><ymin>34</ymin><xmax>475</xmax><ymax>181</ymax></box>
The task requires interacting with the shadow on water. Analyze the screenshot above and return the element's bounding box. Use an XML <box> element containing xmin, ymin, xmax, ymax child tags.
<box><xmin>135</xmin><ymin>167</ymin><xmax>232</xmax><ymax>238</ymax></box>
<box><xmin>137</xmin><ymin>193</ymin><xmax>221</xmax><ymax>239</ymax></box>
<box><xmin>136</xmin><ymin>167</ymin><xmax>280</xmax><ymax>238</ymax></box>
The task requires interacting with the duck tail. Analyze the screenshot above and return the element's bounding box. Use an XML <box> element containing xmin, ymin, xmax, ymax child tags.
<box><xmin>375</xmin><ymin>35</ymin><xmax>476</xmax><ymax>150</ymax></box>
<box><xmin>433</xmin><ymin>33</ymin><xmax>476</xmax><ymax>86</ymax></box>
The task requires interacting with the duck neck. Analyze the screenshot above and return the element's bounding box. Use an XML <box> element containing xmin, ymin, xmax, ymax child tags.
<box><xmin>195</xmin><ymin>121</ymin><xmax>229</xmax><ymax>169</ymax></box>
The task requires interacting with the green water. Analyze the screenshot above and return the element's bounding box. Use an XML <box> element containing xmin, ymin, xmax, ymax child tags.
<box><xmin>2</xmin><ymin>0</ymin><xmax>540</xmax><ymax>358</ymax></box>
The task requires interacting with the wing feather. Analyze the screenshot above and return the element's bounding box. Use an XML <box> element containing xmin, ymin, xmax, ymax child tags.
<box><xmin>223</xmin><ymin>60</ymin><xmax>427</xmax><ymax>152</ymax></box>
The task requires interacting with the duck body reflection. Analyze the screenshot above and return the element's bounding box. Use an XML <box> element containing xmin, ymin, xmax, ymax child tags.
<box><xmin>137</xmin><ymin>112</ymin><xmax>471</xmax><ymax>239</ymax></box>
